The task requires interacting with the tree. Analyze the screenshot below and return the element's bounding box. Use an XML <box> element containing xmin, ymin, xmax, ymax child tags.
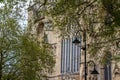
<box><xmin>30</xmin><ymin>0</ymin><xmax>120</xmax><ymax>63</ymax></box>
<box><xmin>0</xmin><ymin>0</ymin><xmax>55</xmax><ymax>80</ymax></box>
<box><xmin>0</xmin><ymin>10</ymin><xmax>22</xmax><ymax>80</ymax></box>
<box><xmin>19</xmin><ymin>35</ymin><xmax>55</xmax><ymax>80</ymax></box>
<box><xmin>0</xmin><ymin>0</ymin><xmax>27</xmax><ymax>79</ymax></box>
<box><xmin>101</xmin><ymin>0</ymin><xmax>120</xmax><ymax>26</ymax></box>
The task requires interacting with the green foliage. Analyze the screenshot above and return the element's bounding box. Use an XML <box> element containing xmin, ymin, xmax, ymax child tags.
<box><xmin>0</xmin><ymin>0</ymin><xmax>3</xmax><ymax>2</ymax></box>
<box><xmin>49</xmin><ymin>0</ymin><xmax>81</xmax><ymax>16</ymax></box>
<box><xmin>34</xmin><ymin>0</ymin><xmax>120</xmax><ymax>63</ymax></box>
<box><xmin>19</xmin><ymin>35</ymin><xmax>55</xmax><ymax>80</ymax></box>
<box><xmin>0</xmin><ymin>17</ymin><xmax>22</xmax><ymax>80</ymax></box>
<box><xmin>0</xmin><ymin>0</ymin><xmax>55</xmax><ymax>80</ymax></box>
<box><xmin>101</xmin><ymin>0</ymin><xmax>120</xmax><ymax>26</ymax></box>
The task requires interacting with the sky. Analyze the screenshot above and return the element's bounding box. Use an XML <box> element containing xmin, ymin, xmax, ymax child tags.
<box><xmin>0</xmin><ymin>1</ymin><xmax>30</xmax><ymax>29</ymax></box>
<box><xmin>0</xmin><ymin>2</ymin><xmax>4</xmax><ymax>7</ymax></box>
<box><xmin>18</xmin><ymin>1</ymin><xmax>30</xmax><ymax>29</ymax></box>
<box><xmin>20</xmin><ymin>0</ymin><xmax>34</xmax><ymax>29</ymax></box>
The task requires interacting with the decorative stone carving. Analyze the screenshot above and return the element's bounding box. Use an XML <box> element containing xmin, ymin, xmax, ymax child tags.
<box><xmin>113</xmin><ymin>64</ymin><xmax>120</xmax><ymax>80</ymax></box>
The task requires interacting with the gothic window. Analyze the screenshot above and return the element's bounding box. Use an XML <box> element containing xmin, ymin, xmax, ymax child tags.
<box><xmin>61</xmin><ymin>37</ymin><xmax>81</xmax><ymax>74</ymax></box>
<box><xmin>104</xmin><ymin>63</ymin><xmax>112</xmax><ymax>80</ymax></box>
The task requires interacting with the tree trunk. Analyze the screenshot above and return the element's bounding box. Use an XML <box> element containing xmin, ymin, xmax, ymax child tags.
<box><xmin>0</xmin><ymin>52</ymin><xmax>3</xmax><ymax>80</ymax></box>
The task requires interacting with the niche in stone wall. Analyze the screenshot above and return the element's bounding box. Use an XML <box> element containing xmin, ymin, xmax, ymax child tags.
<box><xmin>36</xmin><ymin>21</ymin><xmax>44</xmax><ymax>35</ymax></box>
<box><xmin>114</xmin><ymin>64</ymin><xmax>120</xmax><ymax>76</ymax></box>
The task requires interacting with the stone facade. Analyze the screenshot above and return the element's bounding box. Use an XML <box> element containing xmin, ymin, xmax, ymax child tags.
<box><xmin>27</xmin><ymin>3</ymin><xmax>120</xmax><ymax>80</ymax></box>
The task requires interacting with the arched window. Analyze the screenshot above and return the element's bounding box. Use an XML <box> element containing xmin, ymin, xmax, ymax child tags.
<box><xmin>61</xmin><ymin>37</ymin><xmax>81</xmax><ymax>74</ymax></box>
